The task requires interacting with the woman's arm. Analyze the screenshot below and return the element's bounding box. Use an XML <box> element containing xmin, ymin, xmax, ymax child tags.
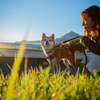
<box><xmin>80</xmin><ymin>36</ymin><xmax>100</xmax><ymax>55</ymax></box>
<box><xmin>68</xmin><ymin>43</ymin><xmax>84</xmax><ymax>52</ymax></box>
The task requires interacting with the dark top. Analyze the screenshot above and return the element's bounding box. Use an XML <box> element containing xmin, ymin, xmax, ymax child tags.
<box><xmin>68</xmin><ymin>34</ymin><xmax>100</xmax><ymax>55</ymax></box>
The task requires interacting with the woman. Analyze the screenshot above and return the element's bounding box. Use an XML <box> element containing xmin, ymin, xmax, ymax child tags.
<box><xmin>68</xmin><ymin>5</ymin><xmax>100</xmax><ymax>75</ymax></box>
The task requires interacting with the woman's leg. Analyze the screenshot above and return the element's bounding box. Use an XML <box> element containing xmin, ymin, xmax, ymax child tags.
<box><xmin>79</xmin><ymin>64</ymin><xmax>92</xmax><ymax>76</ymax></box>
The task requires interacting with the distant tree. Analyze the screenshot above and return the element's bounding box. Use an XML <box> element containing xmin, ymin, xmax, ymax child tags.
<box><xmin>70</xmin><ymin>38</ymin><xmax>80</xmax><ymax>45</ymax></box>
<box><xmin>69</xmin><ymin>38</ymin><xmax>83</xmax><ymax>53</ymax></box>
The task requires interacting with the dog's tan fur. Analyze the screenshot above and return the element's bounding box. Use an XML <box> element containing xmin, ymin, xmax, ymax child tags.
<box><xmin>40</xmin><ymin>33</ymin><xmax>77</xmax><ymax>74</ymax></box>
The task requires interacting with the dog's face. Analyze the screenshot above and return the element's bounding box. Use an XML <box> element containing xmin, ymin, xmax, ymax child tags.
<box><xmin>40</xmin><ymin>33</ymin><xmax>55</xmax><ymax>51</ymax></box>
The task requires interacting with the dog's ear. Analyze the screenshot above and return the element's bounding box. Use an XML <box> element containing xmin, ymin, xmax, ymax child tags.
<box><xmin>42</xmin><ymin>33</ymin><xmax>46</xmax><ymax>39</ymax></box>
<box><xmin>51</xmin><ymin>34</ymin><xmax>54</xmax><ymax>39</ymax></box>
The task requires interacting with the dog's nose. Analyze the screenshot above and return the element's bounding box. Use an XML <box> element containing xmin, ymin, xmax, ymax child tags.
<box><xmin>46</xmin><ymin>41</ymin><xmax>49</xmax><ymax>45</ymax></box>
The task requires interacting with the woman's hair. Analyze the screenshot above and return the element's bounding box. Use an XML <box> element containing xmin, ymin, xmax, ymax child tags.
<box><xmin>81</xmin><ymin>5</ymin><xmax>100</xmax><ymax>39</ymax></box>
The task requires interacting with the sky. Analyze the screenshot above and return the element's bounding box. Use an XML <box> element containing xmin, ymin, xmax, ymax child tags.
<box><xmin>0</xmin><ymin>0</ymin><xmax>100</xmax><ymax>43</ymax></box>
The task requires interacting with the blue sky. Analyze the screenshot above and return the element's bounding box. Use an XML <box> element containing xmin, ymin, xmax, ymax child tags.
<box><xmin>0</xmin><ymin>0</ymin><xmax>100</xmax><ymax>42</ymax></box>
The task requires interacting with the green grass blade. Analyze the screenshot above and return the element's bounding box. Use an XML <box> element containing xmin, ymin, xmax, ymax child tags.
<box><xmin>5</xmin><ymin>41</ymin><xmax>26</xmax><ymax>100</ymax></box>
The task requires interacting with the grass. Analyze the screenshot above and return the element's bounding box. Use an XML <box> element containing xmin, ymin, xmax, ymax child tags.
<box><xmin>0</xmin><ymin>42</ymin><xmax>100</xmax><ymax>100</ymax></box>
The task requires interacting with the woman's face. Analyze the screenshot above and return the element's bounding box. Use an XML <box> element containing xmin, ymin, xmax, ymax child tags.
<box><xmin>81</xmin><ymin>13</ymin><xmax>95</xmax><ymax>31</ymax></box>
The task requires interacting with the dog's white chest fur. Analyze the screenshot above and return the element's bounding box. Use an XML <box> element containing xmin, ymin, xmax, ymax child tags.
<box><xmin>45</xmin><ymin>51</ymin><xmax>57</xmax><ymax>63</ymax></box>
<box><xmin>51</xmin><ymin>57</ymin><xmax>57</xmax><ymax>63</ymax></box>
<box><xmin>44</xmin><ymin>51</ymin><xmax>54</xmax><ymax>57</ymax></box>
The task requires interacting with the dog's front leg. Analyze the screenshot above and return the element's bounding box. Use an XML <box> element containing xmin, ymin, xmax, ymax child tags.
<box><xmin>47</xmin><ymin>60</ymin><xmax>55</xmax><ymax>75</ymax></box>
<box><xmin>49</xmin><ymin>62</ymin><xmax>55</xmax><ymax>75</ymax></box>
<box><xmin>55</xmin><ymin>63</ymin><xmax>60</xmax><ymax>75</ymax></box>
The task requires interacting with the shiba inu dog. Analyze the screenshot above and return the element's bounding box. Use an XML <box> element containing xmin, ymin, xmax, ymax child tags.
<box><xmin>40</xmin><ymin>33</ymin><xmax>77</xmax><ymax>75</ymax></box>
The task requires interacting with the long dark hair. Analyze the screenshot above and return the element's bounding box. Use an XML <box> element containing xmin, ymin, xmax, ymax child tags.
<box><xmin>81</xmin><ymin>5</ymin><xmax>100</xmax><ymax>39</ymax></box>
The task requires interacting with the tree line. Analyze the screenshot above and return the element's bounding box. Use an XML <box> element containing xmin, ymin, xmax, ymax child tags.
<box><xmin>70</xmin><ymin>38</ymin><xmax>83</xmax><ymax>53</ymax></box>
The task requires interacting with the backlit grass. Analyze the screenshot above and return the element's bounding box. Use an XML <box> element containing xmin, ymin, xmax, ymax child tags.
<box><xmin>0</xmin><ymin>42</ymin><xmax>100</xmax><ymax>100</ymax></box>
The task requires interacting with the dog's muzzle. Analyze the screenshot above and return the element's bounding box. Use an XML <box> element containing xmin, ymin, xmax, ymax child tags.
<box><xmin>45</xmin><ymin>41</ymin><xmax>49</xmax><ymax>45</ymax></box>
